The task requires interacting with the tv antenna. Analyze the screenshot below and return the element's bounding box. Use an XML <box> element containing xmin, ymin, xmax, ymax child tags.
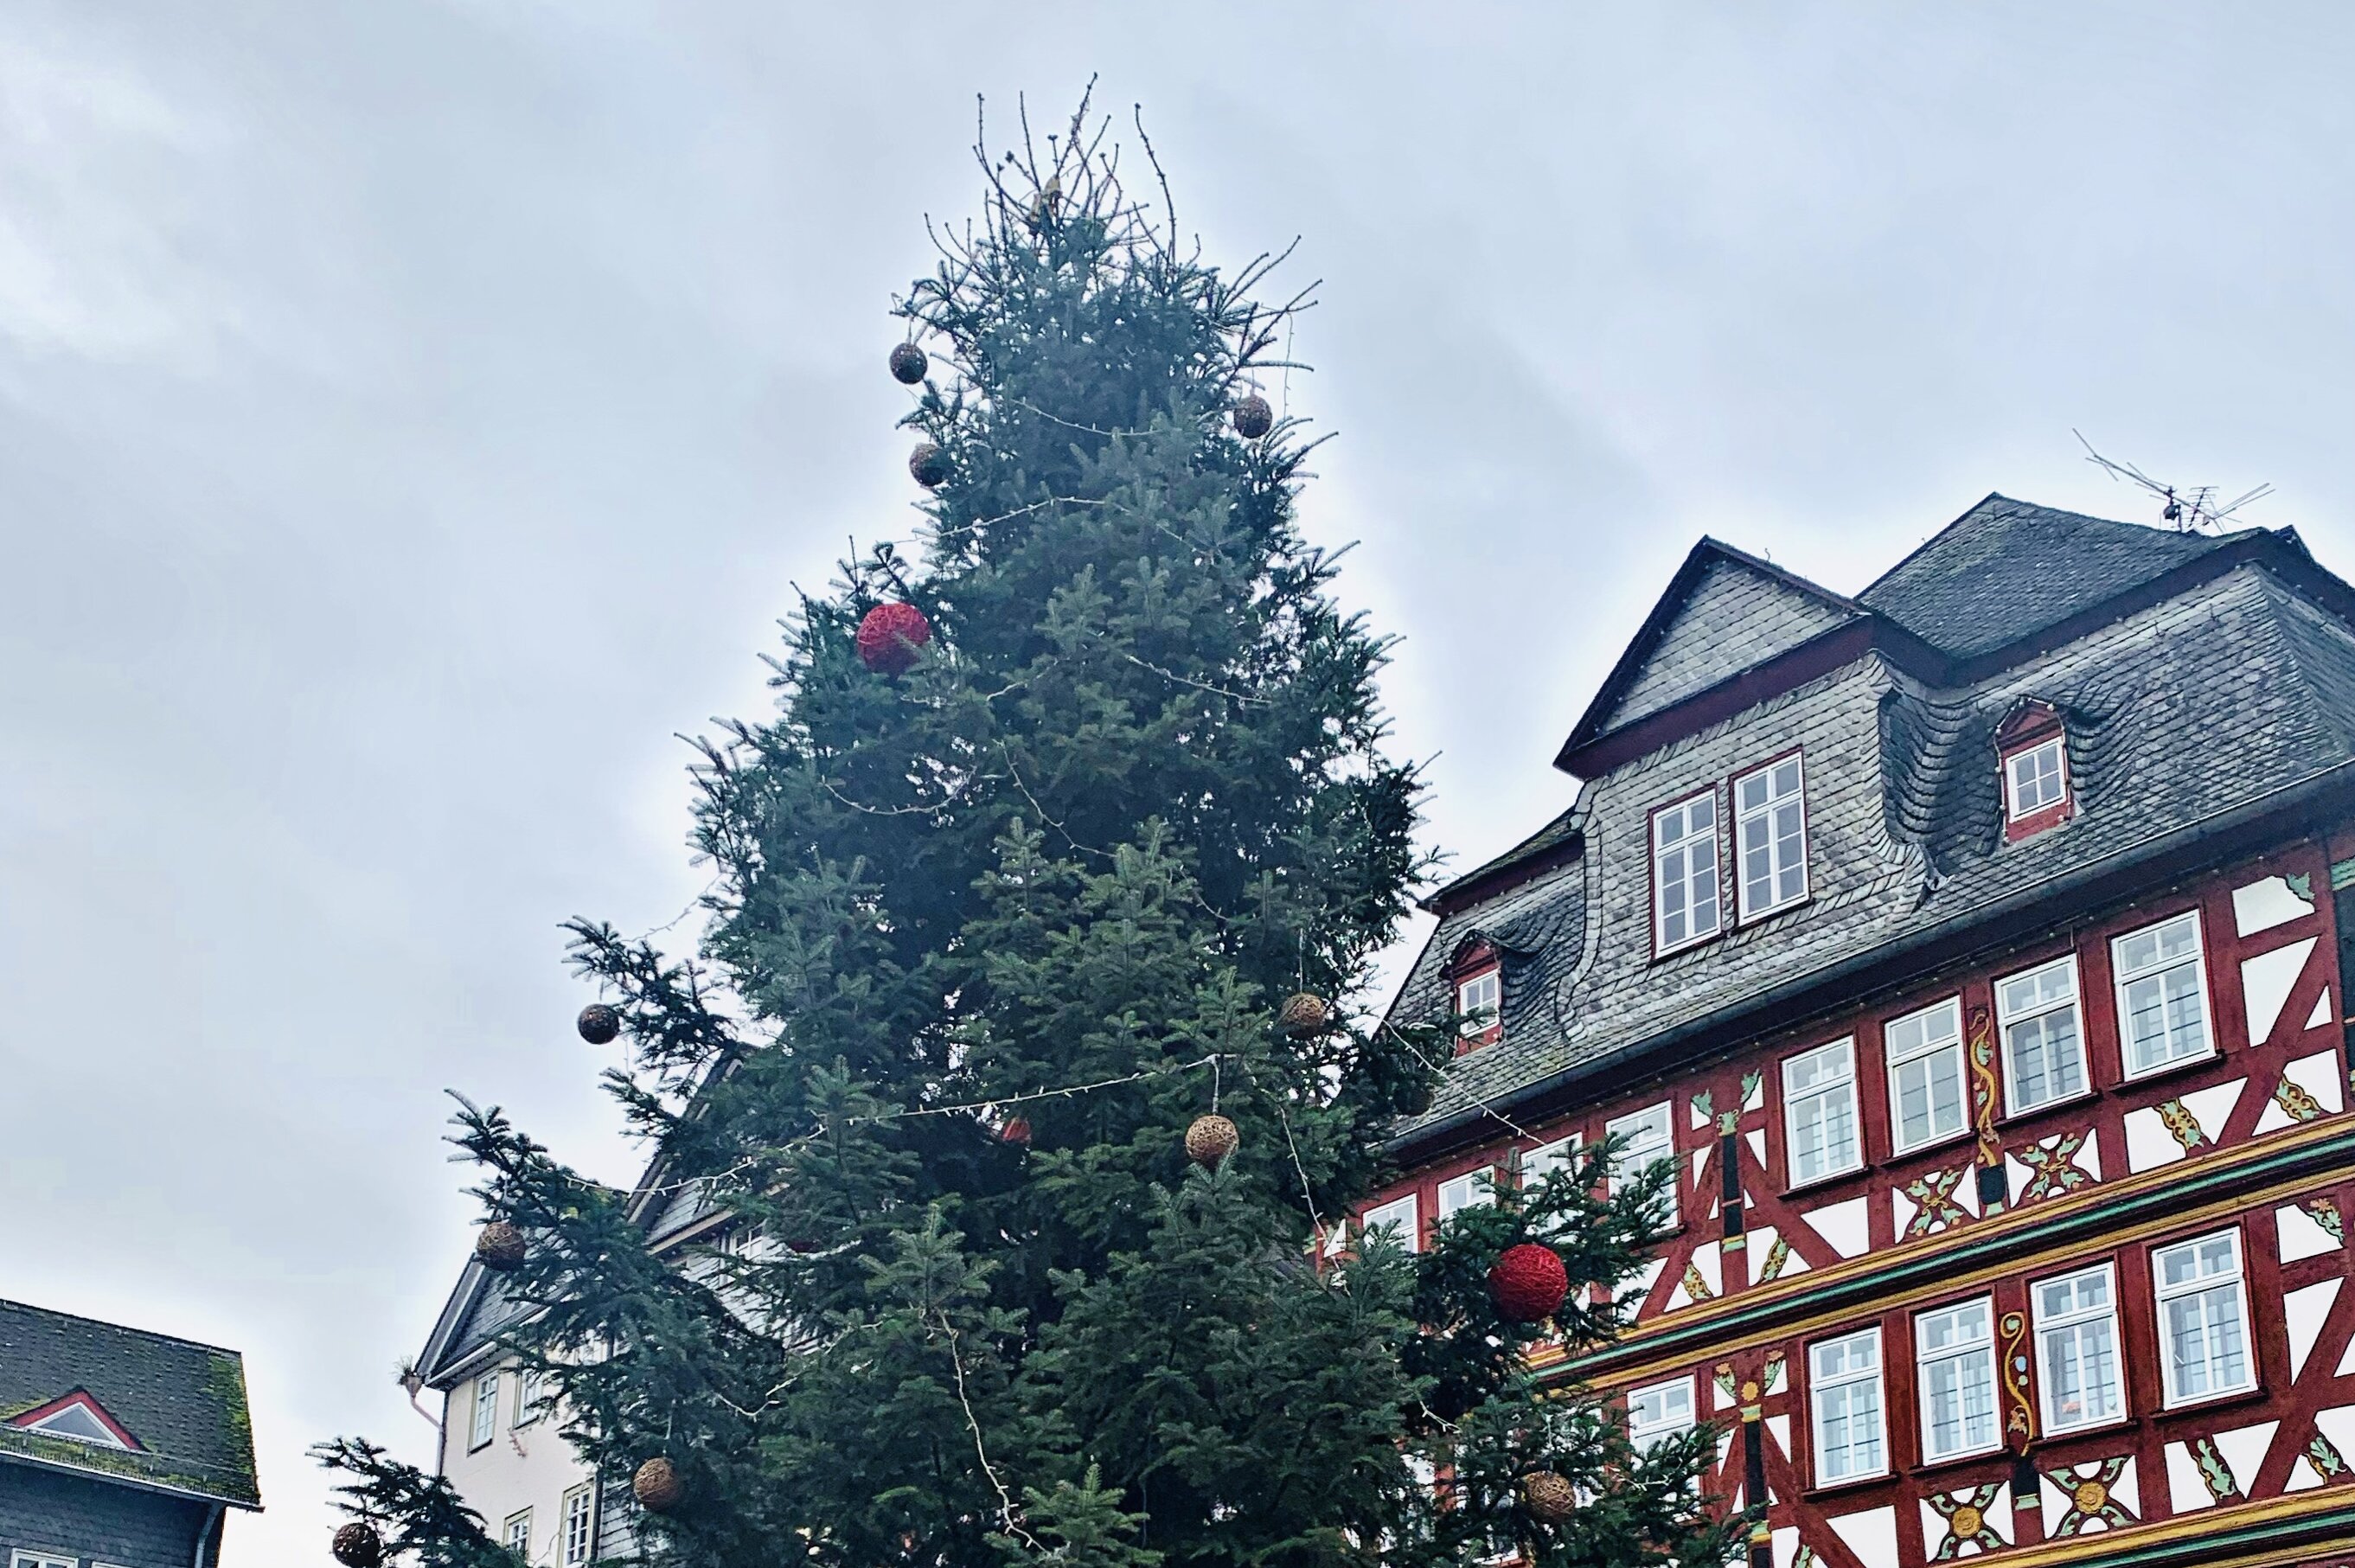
<box><xmin>2073</xmin><ymin>431</ymin><xmax>2273</xmax><ymax>534</ymax></box>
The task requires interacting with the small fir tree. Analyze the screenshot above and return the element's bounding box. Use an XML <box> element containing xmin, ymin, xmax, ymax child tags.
<box><xmin>319</xmin><ymin>94</ymin><xmax>1738</xmax><ymax>1568</ymax></box>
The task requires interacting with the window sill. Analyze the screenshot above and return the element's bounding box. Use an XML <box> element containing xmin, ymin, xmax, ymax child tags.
<box><xmin>2155</xmin><ymin>1380</ymin><xmax>2267</xmax><ymax>1421</ymax></box>
<box><xmin>1782</xmin><ymin>1163</ymin><xmax>1867</xmax><ymax>1200</ymax></box>
<box><xmin>1890</xmin><ymin>1124</ymin><xmax>1975</xmax><ymax>1162</ymax></box>
<box><xmin>1737</xmin><ymin>893</ymin><xmax>1814</xmax><ymax>931</ymax></box>
<box><xmin>2120</xmin><ymin>1045</ymin><xmax>2222</xmax><ymax>1090</ymax></box>
<box><xmin>2038</xmin><ymin>1411</ymin><xmax>2133</xmax><ymax>1443</ymax></box>
<box><xmin>1909</xmin><ymin>1441</ymin><xmax>2007</xmax><ymax>1478</ymax></box>
<box><xmin>1803</xmin><ymin>1467</ymin><xmax>1892</xmax><ymax>1498</ymax></box>
<box><xmin>1652</xmin><ymin>930</ymin><xmax>1724</xmax><ymax>964</ymax></box>
<box><xmin>1996</xmin><ymin>1084</ymin><xmax>2097</xmax><ymax>1128</ymax></box>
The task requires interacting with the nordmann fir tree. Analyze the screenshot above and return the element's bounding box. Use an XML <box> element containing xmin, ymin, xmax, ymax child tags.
<box><xmin>316</xmin><ymin>98</ymin><xmax>1739</xmax><ymax>1568</ymax></box>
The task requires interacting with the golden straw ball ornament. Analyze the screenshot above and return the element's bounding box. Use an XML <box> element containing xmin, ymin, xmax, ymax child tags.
<box><xmin>1277</xmin><ymin>992</ymin><xmax>1331</xmax><ymax>1040</ymax></box>
<box><xmin>473</xmin><ymin>1221</ymin><xmax>527</xmax><ymax>1273</ymax></box>
<box><xmin>1184</xmin><ymin>1113</ymin><xmax>1238</xmax><ymax>1168</ymax></box>
<box><xmin>330</xmin><ymin>1522</ymin><xmax>383</xmax><ymax>1568</ymax></box>
<box><xmin>1520</xmin><ymin>1470</ymin><xmax>1576</xmax><ymax>1525</ymax></box>
<box><xmin>632</xmin><ymin>1456</ymin><xmax>685</xmax><ymax>1513</ymax></box>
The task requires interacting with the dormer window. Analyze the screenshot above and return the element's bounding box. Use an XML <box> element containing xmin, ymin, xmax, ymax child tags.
<box><xmin>8</xmin><ymin>1390</ymin><xmax>138</xmax><ymax>1451</ymax></box>
<box><xmin>1733</xmin><ymin>752</ymin><xmax>1808</xmax><ymax>920</ymax></box>
<box><xmin>1450</xmin><ymin>941</ymin><xmax>1502</xmax><ymax>1052</ymax></box>
<box><xmin>1651</xmin><ymin>790</ymin><xmax>1722</xmax><ymax>954</ymax></box>
<box><xmin>1996</xmin><ymin>700</ymin><xmax>2073</xmax><ymax>840</ymax></box>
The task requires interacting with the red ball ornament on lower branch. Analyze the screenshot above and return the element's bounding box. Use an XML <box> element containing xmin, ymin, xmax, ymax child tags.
<box><xmin>1488</xmin><ymin>1241</ymin><xmax>1569</xmax><ymax>1322</ymax></box>
<box><xmin>854</xmin><ymin>602</ymin><xmax>932</xmax><ymax>675</ymax></box>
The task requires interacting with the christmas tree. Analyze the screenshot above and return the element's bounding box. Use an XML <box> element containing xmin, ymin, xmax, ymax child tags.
<box><xmin>318</xmin><ymin>93</ymin><xmax>1738</xmax><ymax>1568</ymax></box>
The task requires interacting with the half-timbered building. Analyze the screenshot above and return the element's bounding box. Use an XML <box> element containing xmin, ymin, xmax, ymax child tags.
<box><xmin>1370</xmin><ymin>495</ymin><xmax>2355</xmax><ymax>1568</ymax></box>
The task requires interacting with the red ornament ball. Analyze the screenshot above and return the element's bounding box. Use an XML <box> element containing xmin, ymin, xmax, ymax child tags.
<box><xmin>1231</xmin><ymin>394</ymin><xmax>1273</xmax><ymax>439</ymax></box>
<box><xmin>331</xmin><ymin>1522</ymin><xmax>383</xmax><ymax>1568</ymax></box>
<box><xmin>855</xmin><ymin>602</ymin><xmax>932</xmax><ymax>675</ymax></box>
<box><xmin>1488</xmin><ymin>1242</ymin><xmax>1569</xmax><ymax>1322</ymax></box>
<box><xmin>888</xmin><ymin>342</ymin><xmax>928</xmax><ymax>384</ymax></box>
<box><xmin>999</xmin><ymin>1117</ymin><xmax>1033</xmax><ymax>1147</ymax></box>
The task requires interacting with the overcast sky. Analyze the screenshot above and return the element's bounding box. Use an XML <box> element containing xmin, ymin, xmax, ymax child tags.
<box><xmin>6</xmin><ymin>4</ymin><xmax>2354</xmax><ymax>1560</ymax></box>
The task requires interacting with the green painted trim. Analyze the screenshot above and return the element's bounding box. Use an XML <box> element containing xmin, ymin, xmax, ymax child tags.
<box><xmin>2332</xmin><ymin>856</ymin><xmax>2355</xmax><ymax>891</ymax></box>
<box><xmin>1561</xmin><ymin>1123</ymin><xmax>2355</xmax><ymax>1379</ymax></box>
<box><xmin>2063</xmin><ymin>1499</ymin><xmax>2355</xmax><ymax>1567</ymax></box>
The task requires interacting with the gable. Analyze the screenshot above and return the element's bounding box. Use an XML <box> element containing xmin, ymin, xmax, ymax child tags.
<box><xmin>1591</xmin><ymin>549</ymin><xmax>1859</xmax><ymax>739</ymax></box>
<box><xmin>10</xmin><ymin>1388</ymin><xmax>139</xmax><ymax>1450</ymax></box>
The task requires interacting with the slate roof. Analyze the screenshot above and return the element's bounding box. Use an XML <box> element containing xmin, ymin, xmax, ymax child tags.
<box><xmin>1859</xmin><ymin>493</ymin><xmax>2251</xmax><ymax>660</ymax></box>
<box><xmin>0</xmin><ymin>1299</ymin><xmax>259</xmax><ymax>1508</ymax></box>
<box><xmin>1388</xmin><ymin>498</ymin><xmax>2355</xmax><ymax>1156</ymax></box>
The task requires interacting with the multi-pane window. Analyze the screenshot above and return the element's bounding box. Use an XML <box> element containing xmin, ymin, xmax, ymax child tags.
<box><xmin>1361</xmin><ymin>1194</ymin><xmax>1419</xmax><ymax>1253</ymax></box>
<box><xmin>1997</xmin><ymin>957</ymin><xmax>2087</xmax><ymax>1111</ymax></box>
<box><xmin>1782</xmin><ymin>1038</ymin><xmax>1861</xmax><ymax>1186</ymax></box>
<box><xmin>1653</xmin><ymin>792</ymin><xmax>1722</xmax><ymax>951</ymax></box>
<box><xmin>561</xmin><ymin>1484</ymin><xmax>595</xmax><ymax>1565</ymax></box>
<box><xmin>2114</xmin><ymin>912</ymin><xmax>2213</xmax><ymax>1078</ymax></box>
<box><xmin>1520</xmin><ymin>1135</ymin><xmax>1577</xmax><ymax>1190</ymax></box>
<box><xmin>2153</xmin><ymin>1229</ymin><xmax>2255</xmax><ymax>1406</ymax></box>
<box><xmin>1437</xmin><ymin>1168</ymin><xmax>1494</xmax><ymax>1221</ymax></box>
<box><xmin>1606</xmin><ymin>1101</ymin><xmax>1678</xmax><ymax>1226</ymax></box>
<box><xmin>1885</xmin><ymin>997</ymin><xmax>1967</xmax><ymax>1153</ymax></box>
<box><xmin>1627</xmin><ymin>1376</ymin><xmax>1696</xmax><ymax>1454</ymax></box>
<box><xmin>470</xmin><ymin>1370</ymin><xmax>500</xmax><ymax>1450</ymax></box>
<box><xmin>1915</xmin><ymin>1298</ymin><xmax>1999</xmax><ymax>1462</ymax></box>
<box><xmin>514</xmin><ymin>1366</ymin><xmax>546</xmax><ymax>1426</ymax></box>
<box><xmin>2006</xmin><ymin>737</ymin><xmax>2067</xmax><ymax>818</ymax></box>
<box><xmin>2033</xmin><ymin>1264</ymin><xmax>2124</xmax><ymax>1433</ymax></box>
<box><xmin>1734</xmin><ymin>755</ymin><xmax>1808</xmax><ymax>919</ymax></box>
<box><xmin>504</xmin><ymin>1511</ymin><xmax>533</xmax><ymax>1559</ymax></box>
<box><xmin>1808</xmin><ymin>1328</ymin><xmax>1886</xmax><ymax>1482</ymax></box>
<box><xmin>1456</xmin><ymin>968</ymin><xmax>1501</xmax><ymax>1040</ymax></box>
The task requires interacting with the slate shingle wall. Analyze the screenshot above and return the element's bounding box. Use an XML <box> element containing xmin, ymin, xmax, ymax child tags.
<box><xmin>1605</xmin><ymin>559</ymin><xmax>1854</xmax><ymax>733</ymax></box>
<box><xmin>0</xmin><ymin>1462</ymin><xmax>214</xmax><ymax>1568</ymax></box>
<box><xmin>1392</xmin><ymin>562</ymin><xmax>2355</xmax><ymax>1136</ymax></box>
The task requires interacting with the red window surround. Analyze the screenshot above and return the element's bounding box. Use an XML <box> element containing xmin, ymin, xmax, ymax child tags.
<box><xmin>1996</xmin><ymin>700</ymin><xmax>2073</xmax><ymax>842</ymax></box>
<box><xmin>1450</xmin><ymin>939</ymin><xmax>1502</xmax><ymax>1054</ymax></box>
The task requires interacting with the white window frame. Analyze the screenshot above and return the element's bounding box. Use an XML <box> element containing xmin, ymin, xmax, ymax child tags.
<box><xmin>2113</xmin><ymin>910</ymin><xmax>2216</xmax><ymax>1079</ymax></box>
<box><xmin>1360</xmin><ymin>1194</ymin><xmax>1419</xmax><ymax>1253</ymax></box>
<box><xmin>13</xmin><ymin>1552</ymin><xmax>78</xmax><ymax>1568</ymax></box>
<box><xmin>2005</xmin><ymin>735</ymin><xmax>2069</xmax><ymax>820</ymax></box>
<box><xmin>561</xmin><ymin>1482</ymin><xmax>595</xmax><ymax>1565</ymax></box>
<box><xmin>1808</xmin><ymin>1328</ymin><xmax>1888</xmax><ymax>1484</ymax></box>
<box><xmin>1733</xmin><ymin>752</ymin><xmax>1809</xmax><ymax>921</ymax></box>
<box><xmin>1456</xmin><ymin>967</ymin><xmax>1501</xmax><ymax>1041</ymax></box>
<box><xmin>1606</xmin><ymin>1101</ymin><xmax>1679</xmax><ymax>1226</ymax></box>
<box><xmin>1914</xmin><ymin>1296</ymin><xmax>2000</xmax><ymax>1462</ymax></box>
<box><xmin>1651</xmin><ymin>790</ymin><xmax>1723</xmax><ymax>954</ymax></box>
<box><xmin>1996</xmin><ymin>955</ymin><xmax>2089</xmax><ymax>1113</ymax></box>
<box><xmin>1885</xmin><ymin>996</ymin><xmax>1968</xmax><ymax>1155</ymax></box>
<box><xmin>1626</xmin><ymin>1375</ymin><xmax>1696</xmax><ymax>1453</ymax></box>
<box><xmin>1782</xmin><ymin>1037</ymin><xmax>1862</xmax><ymax>1187</ymax></box>
<box><xmin>1520</xmin><ymin>1133</ymin><xmax>1578</xmax><ymax>1190</ymax></box>
<box><xmin>469</xmin><ymin>1369</ymin><xmax>500</xmax><ymax>1451</ymax></box>
<box><xmin>2153</xmin><ymin>1228</ymin><xmax>2257</xmax><ymax>1408</ymax></box>
<box><xmin>2032</xmin><ymin>1262</ymin><xmax>2126</xmax><ymax>1435</ymax></box>
<box><xmin>504</xmin><ymin>1509</ymin><xmax>534</xmax><ymax>1559</ymax></box>
<box><xmin>514</xmin><ymin>1365</ymin><xmax>546</xmax><ymax>1427</ymax></box>
<box><xmin>1437</xmin><ymin>1168</ymin><xmax>1494</xmax><ymax>1221</ymax></box>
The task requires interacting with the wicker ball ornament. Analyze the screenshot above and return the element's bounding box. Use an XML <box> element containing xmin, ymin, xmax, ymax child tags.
<box><xmin>855</xmin><ymin>602</ymin><xmax>933</xmax><ymax>675</ymax></box>
<box><xmin>908</xmin><ymin>442</ymin><xmax>950</xmax><ymax>489</ymax></box>
<box><xmin>1184</xmin><ymin>1113</ymin><xmax>1238</xmax><ymax>1168</ymax></box>
<box><xmin>1231</xmin><ymin>394</ymin><xmax>1273</xmax><ymax>440</ymax></box>
<box><xmin>331</xmin><ymin>1522</ymin><xmax>383</xmax><ymax>1568</ymax></box>
<box><xmin>1519</xmin><ymin>1470</ymin><xmax>1576</xmax><ymax>1525</ymax></box>
<box><xmin>1488</xmin><ymin>1242</ymin><xmax>1570</xmax><ymax>1322</ymax></box>
<box><xmin>632</xmin><ymin>1456</ymin><xmax>685</xmax><ymax>1513</ymax></box>
<box><xmin>1277</xmin><ymin>992</ymin><xmax>1332</xmax><ymax>1040</ymax></box>
<box><xmin>888</xmin><ymin>342</ymin><xmax>928</xmax><ymax>385</ymax></box>
<box><xmin>474</xmin><ymin>1221</ymin><xmax>527</xmax><ymax>1273</ymax></box>
<box><xmin>577</xmin><ymin>1003</ymin><xmax>620</xmax><ymax>1045</ymax></box>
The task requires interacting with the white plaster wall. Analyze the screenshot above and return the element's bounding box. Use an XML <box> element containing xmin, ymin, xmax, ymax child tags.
<box><xmin>438</xmin><ymin>1360</ymin><xmax>597</xmax><ymax>1567</ymax></box>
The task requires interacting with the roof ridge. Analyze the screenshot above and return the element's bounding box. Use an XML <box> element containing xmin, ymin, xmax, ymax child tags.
<box><xmin>0</xmin><ymin>1298</ymin><xmax>239</xmax><ymax>1361</ymax></box>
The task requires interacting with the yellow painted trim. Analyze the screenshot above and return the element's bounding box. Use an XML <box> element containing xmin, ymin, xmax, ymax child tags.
<box><xmin>1988</xmin><ymin>1487</ymin><xmax>2355</xmax><ymax>1568</ymax></box>
<box><xmin>1580</xmin><ymin>1160</ymin><xmax>2345</xmax><ymax>1386</ymax></box>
